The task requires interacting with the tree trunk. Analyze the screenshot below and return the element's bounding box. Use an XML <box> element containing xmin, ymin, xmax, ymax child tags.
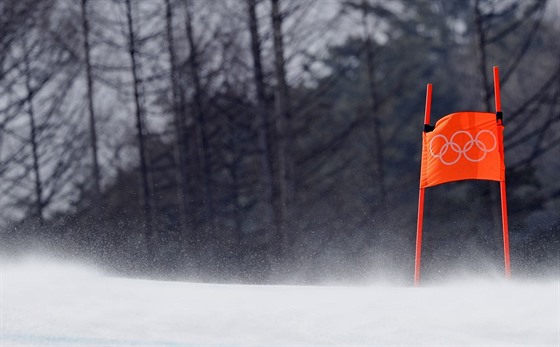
<box><xmin>165</xmin><ymin>0</ymin><xmax>191</xmax><ymax>242</ymax></box>
<box><xmin>80</xmin><ymin>0</ymin><xmax>102</xmax><ymax>212</ymax></box>
<box><xmin>247</xmin><ymin>0</ymin><xmax>274</xmax><ymax>227</ymax></box>
<box><xmin>125</xmin><ymin>0</ymin><xmax>154</xmax><ymax>259</ymax></box>
<box><xmin>23</xmin><ymin>43</ymin><xmax>44</xmax><ymax>226</ymax></box>
<box><xmin>226</xmin><ymin>109</ymin><xmax>244</xmax><ymax>250</ymax></box>
<box><xmin>185</xmin><ymin>0</ymin><xmax>214</xmax><ymax>235</ymax></box>
<box><xmin>270</xmin><ymin>0</ymin><xmax>291</xmax><ymax>258</ymax></box>
<box><xmin>474</xmin><ymin>0</ymin><xmax>492</xmax><ymax>113</ymax></box>
<box><xmin>361</xmin><ymin>0</ymin><xmax>386</xmax><ymax>210</ymax></box>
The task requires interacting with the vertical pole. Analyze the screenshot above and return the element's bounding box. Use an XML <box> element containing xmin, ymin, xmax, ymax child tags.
<box><xmin>414</xmin><ymin>83</ymin><xmax>432</xmax><ymax>287</ymax></box>
<box><xmin>493</xmin><ymin>66</ymin><xmax>501</xmax><ymax>113</ymax></box>
<box><xmin>500</xmin><ymin>181</ymin><xmax>511</xmax><ymax>278</ymax></box>
<box><xmin>414</xmin><ymin>189</ymin><xmax>426</xmax><ymax>287</ymax></box>
<box><xmin>493</xmin><ymin>66</ymin><xmax>511</xmax><ymax>278</ymax></box>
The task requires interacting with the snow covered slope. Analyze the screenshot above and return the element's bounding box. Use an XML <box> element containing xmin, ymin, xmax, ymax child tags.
<box><xmin>1</xmin><ymin>258</ymin><xmax>558</xmax><ymax>346</ymax></box>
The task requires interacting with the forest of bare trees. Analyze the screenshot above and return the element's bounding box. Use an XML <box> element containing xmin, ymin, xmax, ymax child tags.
<box><xmin>0</xmin><ymin>0</ymin><xmax>558</xmax><ymax>283</ymax></box>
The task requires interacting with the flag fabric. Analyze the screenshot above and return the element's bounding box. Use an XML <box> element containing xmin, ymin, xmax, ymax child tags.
<box><xmin>420</xmin><ymin>112</ymin><xmax>505</xmax><ymax>188</ymax></box>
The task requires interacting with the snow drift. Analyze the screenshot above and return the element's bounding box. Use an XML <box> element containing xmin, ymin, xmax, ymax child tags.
<box><xmin>1</xmin><ymin>257</ymin><xmax>558</xmax><ymax>346</ymax></box>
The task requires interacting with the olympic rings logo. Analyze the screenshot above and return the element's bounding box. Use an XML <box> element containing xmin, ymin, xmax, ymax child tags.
<box><xmin>429</xmin><ymin>130</ymin><xmax>497</xmax><ymax>166</ymax></box>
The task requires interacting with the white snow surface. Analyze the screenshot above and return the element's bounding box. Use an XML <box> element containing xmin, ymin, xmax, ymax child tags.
<box><xmin>1</xmin><ymin>257</ymin><xmax>559</xmax><ymax>346</ymax></box>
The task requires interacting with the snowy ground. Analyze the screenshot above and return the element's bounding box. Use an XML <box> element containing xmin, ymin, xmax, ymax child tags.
<box><xmin>1</xmin><ymin>257</ymin><xmax>558</xmax><ymax>346</ymax></box>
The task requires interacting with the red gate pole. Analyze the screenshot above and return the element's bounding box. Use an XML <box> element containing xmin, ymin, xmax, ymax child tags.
<box><xmin>414</xmin><ymin>83</ymin><xmax>432</xmax><ymax>287</ymax></box>
<box><xmin>493</xmin><ymin>66</ymin><xmax>511</xmax><ymax>278</ymax></box>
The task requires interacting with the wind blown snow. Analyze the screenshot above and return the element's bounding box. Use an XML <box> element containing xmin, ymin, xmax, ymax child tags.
<box><xmin>1</xmin><ymin>258</ymin><xmax>558</xmax><ymax>346</ymax></box>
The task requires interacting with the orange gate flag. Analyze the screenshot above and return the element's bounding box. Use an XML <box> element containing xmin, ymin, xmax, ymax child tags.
<box><xmin>420</xmin><ymin>111</ymin><xmax>505</xmax><ymax>188</ymax></box>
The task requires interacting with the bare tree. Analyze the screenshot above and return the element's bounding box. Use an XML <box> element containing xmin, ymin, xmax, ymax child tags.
<box><xmin>0</xmin><ymin>1</ymin><xmax>85</xmax><ymax>234</ymax></box>
<box><xmin>80</xmin><ymin>0</ymin><xmax>102</xmax><ymax>210</ymax></box>
<box><xmin>361</xmin><ymin>0</ymin><xmax>386</xmax><ymax>208</ymax></box>
<box><xmin>270</xmin><ymin>0</ymin><xmax>291</xmax><ymax>258</ymax></box>
<box><xmin>165</xmin><ymin>0</ymin><xmax>190</xmax><ymax>236</ymax></box>
<box><xmin>184</xmin><ymin>0</ymin><xmax>214</xmax><ymax>233</ymax></box>
<box><xmin>125</xmin><ymin>0</ymin><xmax>154</xmax><ymax>258</ymax></box>
<box><xmin>22</xmin><ymin>39</ymin><xmax>44</xmax><ymax>226</ymax></box>
<box><xmin>247</xmin><ymin>0</ymin><xmax>274</xmax><ymax>230</ymax></box>
<box><xmin>474</xmin><ymin>0</ymin><xmax>495</xmax><ymax>113</ymax></box>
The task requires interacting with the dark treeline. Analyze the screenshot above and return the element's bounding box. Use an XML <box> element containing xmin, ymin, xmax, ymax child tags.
<box><xmin>0</xmin><ymin>0</ymin><xmax>558</xmax><ymax>283</ymax></box>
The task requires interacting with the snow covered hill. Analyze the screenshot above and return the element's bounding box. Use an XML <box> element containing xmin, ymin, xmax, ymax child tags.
<box><xmin>1</xmin><ymin>257</ymin><xmax>558</xmax><ymax>346</ymax></box>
